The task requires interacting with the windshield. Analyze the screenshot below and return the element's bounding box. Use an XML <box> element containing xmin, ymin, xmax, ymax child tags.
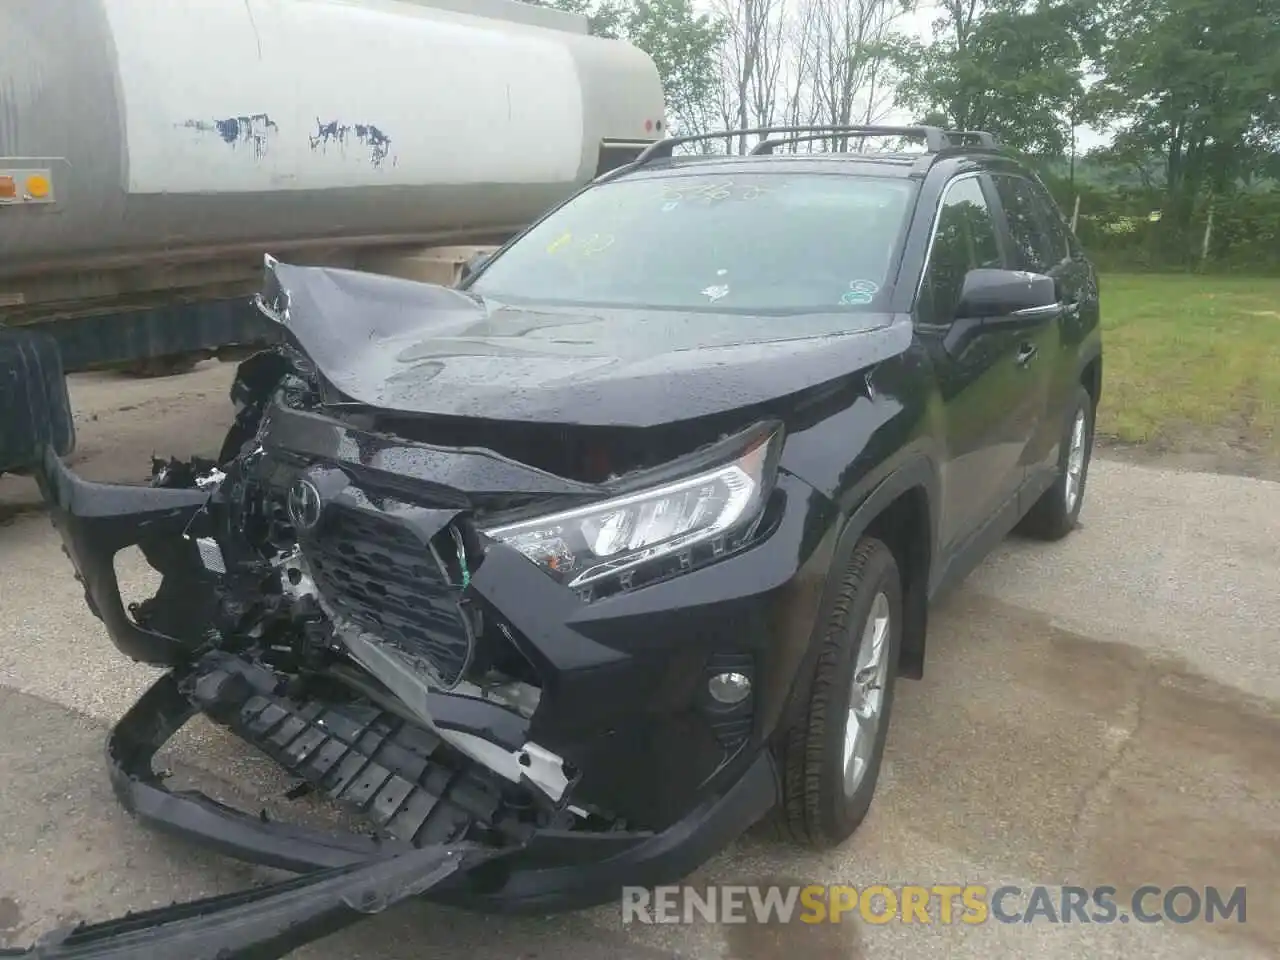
<box><xmin>468</xmin><ymin>172</ymin><xmax>916</xmax><ymax>313</ymax></box>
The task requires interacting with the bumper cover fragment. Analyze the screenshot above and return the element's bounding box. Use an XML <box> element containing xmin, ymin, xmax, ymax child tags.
<box><xmin>0</xmin><ymin>843</ymin><xmax>496</xmax><ymax>960</ymax></box>
<box><xmin>107</xmin><ymin>655</ymin><xmax>780</xmax><ymax>913</ymax></box>
<box><xmin>186</xmin><ymin>653</ymin><xmax>518</xmax><ymax>850</ymax></box>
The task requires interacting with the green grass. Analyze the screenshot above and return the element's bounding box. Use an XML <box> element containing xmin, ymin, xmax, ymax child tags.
<box><xmin>1099</xmin><ymin>273</ymin><xmax>1280</xmax><ymax>454</ymax></box>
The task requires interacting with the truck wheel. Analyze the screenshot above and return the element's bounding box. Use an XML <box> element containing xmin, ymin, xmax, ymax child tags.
<box><xmin>778</xmin><ymin>536</ymin><xmax>901</xmax><ymax>848</ymax></box>
<box><xmin>121</xmin><ymin>352</ymin><xmax>206</xmax><ymax>378</ymax></box>
<box><xmin>1017</xmin><ymin>384</ymin><xmax>1095</xmax><ymax>541</ymax></box>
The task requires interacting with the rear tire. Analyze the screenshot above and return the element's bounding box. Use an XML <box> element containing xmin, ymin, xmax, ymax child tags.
<box><xmin>1018</xmin><ymin>384</ymin><xmax>1095</xmax><ymax>541</ymax></box>
<box><xmin>777</xmin><ymin>537</ymin><xmax>902</xmax><ymax>848</ymax></box>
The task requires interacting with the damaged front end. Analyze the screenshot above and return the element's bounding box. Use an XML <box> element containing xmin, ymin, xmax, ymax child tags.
<box><xmin>14</xmin><ymin>257</ymin><xmax>835</xmax><ymax>952</ymax></box>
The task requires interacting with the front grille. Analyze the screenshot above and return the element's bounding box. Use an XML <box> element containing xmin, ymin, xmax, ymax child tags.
<box><xmin>302</xmin><ymin>502</ymin><xmax>475</xmax><ymax>688</ymax></box>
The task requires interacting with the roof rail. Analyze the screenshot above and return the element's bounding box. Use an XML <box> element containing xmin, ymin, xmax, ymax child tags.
<box><xmin>632</xmin><ymin>124</ymin><xmax>951</xmax><ymax>167</ymax></box>
<box><xmin>621</xmin><ymin>125</ymin><xmax>1003</xmax><ymax>178</ymax></box>
<box><xmin>750</xmin><ymin>125</ymin><xmax>952</xmax><ymax>155</ymax></box>
<box><xmin>942</xmin><ymin>129</ymin><xmax>1000</xmax><ymax>148</ymax></box>
<box><xmin>750</xmin><ymin>132</ymin><xmax>929</xmax><ymax>156</ymax></box>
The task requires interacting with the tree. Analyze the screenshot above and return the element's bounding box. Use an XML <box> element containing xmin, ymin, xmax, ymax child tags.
<box><xmin>808</xmin><ymin>0</ymin><xmax>916</xmax><ymax>149</ymax></box>
<box><xmin>710</xmin><ymin>0</ymin><xmax>915</xmax><ymax>154</ymax></box>
<box><xmin>712</xmin><ymin>0</ymin><xmax>789</xmax><ymax>153</ymax></box>
<box><xmin>526</xmin><ymin>0</ymin><xmax>629</xmax><ymax>37</ymax></box>
<box><xmin>1091</xmin><ymin>0</ymin><xmax>1280</xmax><ymax>238</ymax></box>
<box><xmin>778</xmin><ymin>0</ymin><xmax>823</xmax><ymax>130</ymax></box>
<box><xmin>529</xmin><ymin>0</ymin><xmax>726</xmax><ymax>138</ymax></box>
<box><xmin>627</xmin><ymin>0</ymin><xmax>726</xmax><ymax>137</ymax></box>
<box><xmin>897</xmin><ymin>0</ymin><xmax>1098</xmax><ymax>156</ymax></box>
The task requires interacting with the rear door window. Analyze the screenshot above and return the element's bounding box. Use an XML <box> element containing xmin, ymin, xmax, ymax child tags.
<box><xmin>1024</xmin><ymin>178</ymin><xmax>1074</xmax><ymax>262</ymax></box>
<box><xmin>993</xmin><ymin>175</ymin><xmax>1060</xmax><ymax>273</ymax></box>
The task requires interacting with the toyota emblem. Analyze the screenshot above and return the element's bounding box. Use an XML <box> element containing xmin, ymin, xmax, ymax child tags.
<box><xmin>287</xmin><ymin>477</ymin><xmax>323</xmax><ymax>531</ymax></box>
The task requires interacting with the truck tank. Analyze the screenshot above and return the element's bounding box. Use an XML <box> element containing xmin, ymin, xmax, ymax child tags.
<box><xmin>0</xmin><ymin>0</ymin><xmax>665</xmax><ymax>317</ymax></box>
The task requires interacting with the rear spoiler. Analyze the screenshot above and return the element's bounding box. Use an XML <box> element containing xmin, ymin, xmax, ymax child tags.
<box><xmin>1</xmin><ymin>843</ymin><xmax>501</xmax><ymax>959</ymax></box>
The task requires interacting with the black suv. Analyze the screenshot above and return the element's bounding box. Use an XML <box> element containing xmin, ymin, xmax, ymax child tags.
<box><xmin>6</xmin><ymin>125</ymin><xmax>1100</xmax><ymax>956</ymax></box>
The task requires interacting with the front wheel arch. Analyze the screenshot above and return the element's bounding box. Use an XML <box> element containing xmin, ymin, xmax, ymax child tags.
<box><xmin>774</xmin><ymin>457</ymin><xmax>936</xmax><ymax>740</ymax></box>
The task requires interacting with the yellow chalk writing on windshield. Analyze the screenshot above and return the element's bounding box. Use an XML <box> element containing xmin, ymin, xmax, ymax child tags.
<box><xmin>579</xmin><ymin>234</ymin><xmax>615</xmax><ymax>256</ymax></box>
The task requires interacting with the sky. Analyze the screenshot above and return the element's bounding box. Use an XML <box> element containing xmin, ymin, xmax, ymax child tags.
<box><xmin>697</xmin><ymin>0</ymin><xmax>1111</xmax><ymax>151</ymax></box>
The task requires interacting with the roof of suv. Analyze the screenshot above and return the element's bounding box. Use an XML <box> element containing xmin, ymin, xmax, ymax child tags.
<box><xmin>603</xmin><ymin>124</ymin><xmax>1021</xmax><ymax>184</ymax></box>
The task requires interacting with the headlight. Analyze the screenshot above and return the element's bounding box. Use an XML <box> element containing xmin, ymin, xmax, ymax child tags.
<box><xmin>482</xmin><ymin>430</ymin><xmax>779</xmax><ymax>592</ymax></box>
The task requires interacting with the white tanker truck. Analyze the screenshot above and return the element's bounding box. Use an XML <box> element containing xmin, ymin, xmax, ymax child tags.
<box><xmin>0</xmin><ymin>0</ymin><xmax>664</xmax><ymax>470</ymax></box>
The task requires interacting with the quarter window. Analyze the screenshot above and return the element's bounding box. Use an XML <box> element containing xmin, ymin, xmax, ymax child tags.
<box><xmin>917</xmin><ymin>176</ymin><xmax>1002</xmax><ymax>325</ymax></box>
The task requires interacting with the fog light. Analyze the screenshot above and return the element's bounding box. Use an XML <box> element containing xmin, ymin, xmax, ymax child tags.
<box><xmin>708</xmin><ymin>671</ymin><xmax>751</xmax><ymax>705</ymax></box>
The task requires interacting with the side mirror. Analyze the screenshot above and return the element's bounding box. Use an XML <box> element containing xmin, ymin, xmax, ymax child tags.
<box><xmin>0</xmin><ymin>329</ymin><xmax>76</xmax><ymax>475</ymax></box>
<box><xmin>956</xmin><ymin>268</ymin><xmax>1058</xmax><ymax>319</ymax></box>
<box><xmin>458</xmin><ymin>251</ymin><xmax>490</xmax><ymax>287</ymax></box>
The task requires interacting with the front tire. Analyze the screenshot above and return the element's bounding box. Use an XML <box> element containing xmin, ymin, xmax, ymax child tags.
<box><xmin>1018</xmin><ymin>384</ymin><xmax>1095</xmax><ymax>541</ymax></box>
<box><xmin>778</xmin><ymin>537</ymin><xmax>902</xmax><ymax>848</ymax></box>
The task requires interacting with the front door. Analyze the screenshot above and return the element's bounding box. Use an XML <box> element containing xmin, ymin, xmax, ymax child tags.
<box><xmin>914</xmin><ymin>174</ymin><xmax>1035</xmax><ymax>555</ymax></box>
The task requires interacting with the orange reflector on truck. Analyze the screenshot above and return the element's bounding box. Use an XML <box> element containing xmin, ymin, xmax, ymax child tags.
<box><xmin>0</xmin><ymin>167</ymin><xmax>56</xmax><ymax>204</ymax></box>
<box><xmin>24</xmin><ymin>174</ymin><xmax>51</xmax><ymax>199</ymax></box>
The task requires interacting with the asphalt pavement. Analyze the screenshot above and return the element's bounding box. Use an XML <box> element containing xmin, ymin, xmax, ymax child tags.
<box><xmin>0</xmin><ymin>361</ymin><xmax>1276</xmax><ymax>959</ymax></box>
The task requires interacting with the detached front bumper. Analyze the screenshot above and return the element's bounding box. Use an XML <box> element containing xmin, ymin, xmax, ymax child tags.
<box><xmin>106</xmin><ymin>651</ymin><xmax>779</xmax><ymax>913</ymax></box>
<box><xmin>36</xmin><ymin>448</ymin><xmax>218</xmax><ymax>666</ymax></box>
<box><xmin>2</xmin><ymin>610</ymin><xmax>778</xmax><ymax>959</ymax></box>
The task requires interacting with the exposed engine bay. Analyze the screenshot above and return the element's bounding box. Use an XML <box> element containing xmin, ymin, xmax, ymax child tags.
<box><xmin>145</xmin><ymin>435</ymin><xmax>585</xmax><ymax>825</ymax></box>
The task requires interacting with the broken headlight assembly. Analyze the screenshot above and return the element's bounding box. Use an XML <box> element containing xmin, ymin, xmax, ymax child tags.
<box><xmin>482</xmin><ymin>427</ymin><xmax>781</xmax><ymax>593</ymax></box>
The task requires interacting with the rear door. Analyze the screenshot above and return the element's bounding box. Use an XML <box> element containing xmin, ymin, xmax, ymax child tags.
<box><xmin>989</xmin><ymin>174</ymin><xmax>1078</xmax><ymax>490</ymax></box>
<box><xmin>915</xmin><ymin>173</ymin><xmax>1031</xmax><ymax>554</ymax></box>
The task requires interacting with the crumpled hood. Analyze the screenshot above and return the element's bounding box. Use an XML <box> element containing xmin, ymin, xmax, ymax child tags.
<box><xmin>261</xmin><ymin>261</ymin><xmax>910</xmax><ymax>428</ymax></box>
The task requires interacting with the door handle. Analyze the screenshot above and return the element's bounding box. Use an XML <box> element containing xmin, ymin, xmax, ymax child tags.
<box><xmin>1015</xmin><ymin>343</ymin><xmax>1038</xmax><ymax>366</ymax></box>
